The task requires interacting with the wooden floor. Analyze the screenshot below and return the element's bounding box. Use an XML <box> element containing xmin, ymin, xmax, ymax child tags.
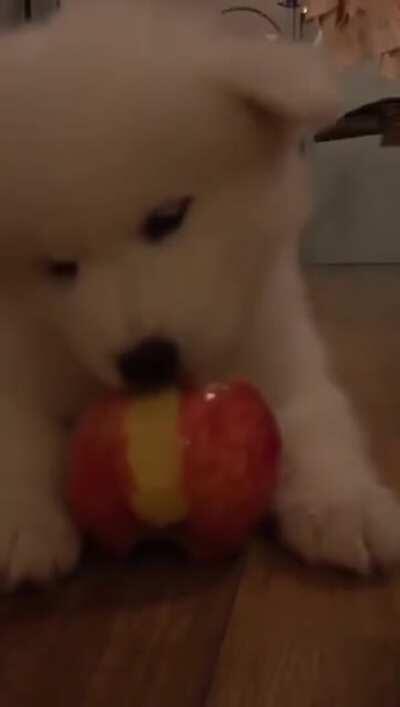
<box><xmin>2</xmin><ymin>266</ymin><xmax>400</xmax><ymax>707</ymax></box>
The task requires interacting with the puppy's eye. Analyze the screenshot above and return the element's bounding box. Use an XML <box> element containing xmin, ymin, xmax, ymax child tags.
<box><xmin>45</xmin><ymin>260</ymin><xmax>79</xmax><ymax>281</ymax></box>
<box><xmin>142</xmin><ymin>196</ymin><xmax>193</xmax><ymax>243</ymax></box>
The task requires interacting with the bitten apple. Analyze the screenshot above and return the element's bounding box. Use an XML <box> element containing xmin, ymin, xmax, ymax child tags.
<box><xmin>69</xmin><ymin>381</ymin><xmax>281</xmax><ymax>559</ymax></box>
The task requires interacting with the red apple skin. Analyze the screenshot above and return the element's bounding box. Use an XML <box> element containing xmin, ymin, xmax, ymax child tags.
<box><xmin>69</xmin><ymin>382</ymin><xmax>282</xmax><ymax>560</ymax></box>
<box><xmin>181</xmin><ymin>382</ymin><xmax>281</xmax><ymax>559</ymax></box>
<box><xmin>69</xmin><ymin>397</ymin><xmax>141</xmax><ymax>555</ymax></box>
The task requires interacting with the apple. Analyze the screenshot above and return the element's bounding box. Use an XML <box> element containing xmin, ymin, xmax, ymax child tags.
<box><xmin>69</xmin><ymin>381</ymin><xmax>281</xmax><ymax>559</ymax></box>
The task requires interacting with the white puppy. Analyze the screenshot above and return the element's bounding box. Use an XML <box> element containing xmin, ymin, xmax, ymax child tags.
<box><xmin>0</xmin><ymin>0</ymin><xmax>399</xmax><ymax>588</ymax></box>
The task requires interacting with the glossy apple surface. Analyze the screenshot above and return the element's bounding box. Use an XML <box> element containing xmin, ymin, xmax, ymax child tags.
<box><xmin>182</xmin><ymin>382</ymin><xmax>281</xmax><ymax>558</ymax></box>
<box><xmin>69</xmin><ymin>382</ymin><xmax>281</xmax><ymax>558</ymax></box>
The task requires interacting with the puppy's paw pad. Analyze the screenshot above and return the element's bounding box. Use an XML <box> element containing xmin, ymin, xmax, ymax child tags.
<box><xmin>0</xmin><ymin>502</ymin><xmax>80</xmax><ymax>589</ymax></box>
<box><xmin>278</xmin><ymin>483</ymin><xmax>400</xmax><ymax>573</ymax></box>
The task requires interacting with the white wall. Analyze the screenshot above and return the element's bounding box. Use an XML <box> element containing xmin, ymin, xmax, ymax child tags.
<box><xmin>305</xmin><ymin>62</ymin><xmax>400</xmax><ymax>263</ymax></box>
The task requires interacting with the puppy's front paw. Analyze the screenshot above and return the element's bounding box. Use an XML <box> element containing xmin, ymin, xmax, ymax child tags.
<box><xmin>277</xmin><ymin>480</ymin><xmax>400</xmax><ymax>573</ymax></box>
<box><xmin>0</xmin><ymin>496</ymin><xmax>81</xmax><ymax>589</ymax></box>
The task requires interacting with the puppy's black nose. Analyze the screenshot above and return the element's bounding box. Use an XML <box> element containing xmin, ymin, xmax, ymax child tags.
<box><xmin>117</xmin><ymin>337</ymin><xmax>181</xmax><ymax>391</ymax></box>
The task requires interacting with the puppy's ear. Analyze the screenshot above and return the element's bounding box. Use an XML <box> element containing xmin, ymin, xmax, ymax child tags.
<box><xmin>199</xmin><ymin>34</ymin><xmax>340</xmax><ymax>132</ymax></box>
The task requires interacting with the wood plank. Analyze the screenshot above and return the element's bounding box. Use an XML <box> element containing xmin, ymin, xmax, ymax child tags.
<box><xmin>0</xmin><ymin>551</ymin><xmax>243</xmax><ymax>707</ymax></box>
<box><xmin>206</xmin><ymin>542</ymin><xmax>400</xmax><ymax>707</ymax></box>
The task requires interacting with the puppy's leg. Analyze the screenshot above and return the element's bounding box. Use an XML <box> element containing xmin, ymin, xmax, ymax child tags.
<box><xmin>0</xmin><ymin>398</ymin><xmax>80</xmax><ymax>589</ymax></box>
<box><xmin>246</xmin><ymin>258</ymin><xmax>400</xmax><ymax>573</ymax></box>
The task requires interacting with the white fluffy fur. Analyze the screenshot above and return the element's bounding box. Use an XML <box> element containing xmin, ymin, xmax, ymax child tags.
<box><xmin>0</xmin><ymin>0</ymin><xmax>399</xmax><ymax>588</ymax></box>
